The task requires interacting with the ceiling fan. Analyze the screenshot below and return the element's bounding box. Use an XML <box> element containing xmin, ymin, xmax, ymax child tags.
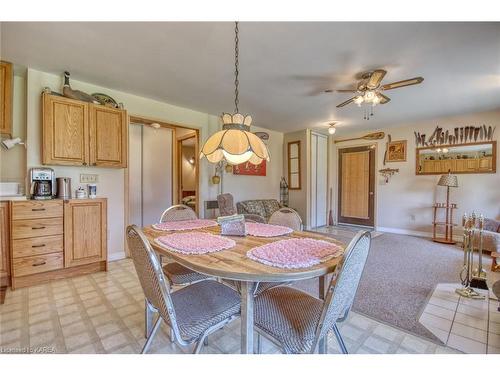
<box><xmin>325</xmin><ymin>69</ymin><xmax>424</xmax><ymax>109</ymax></box>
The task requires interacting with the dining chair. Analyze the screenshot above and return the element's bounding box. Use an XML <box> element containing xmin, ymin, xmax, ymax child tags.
<box><xmin>126</xmin><ymin>225</ymin><xmax>241</xmax><ymax>354</ymax></box>
<box><xmin>159</xmin><ymin>204</ymin><xmax>212</xmax><ymax>287</ymax></box>
<box><xmin>268</xmin><ymin>207</ymin><xmax>303</xmax><ymax>231</ymax></box>
<box><xmin>253</xmin><ymin>230</ymin><xmax>371</xmax><ymax>354</ymax></box>
<box><xmin>253</xmin><ymin>207</ymin><xmax>303</xmax><ymax>296</ymax></box>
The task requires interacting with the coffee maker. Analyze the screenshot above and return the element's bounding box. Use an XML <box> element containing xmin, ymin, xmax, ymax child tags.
<box><xmin>30</xmin><ymin>167</ymin><xmax>56</xmax><ymax>200</ymax></box>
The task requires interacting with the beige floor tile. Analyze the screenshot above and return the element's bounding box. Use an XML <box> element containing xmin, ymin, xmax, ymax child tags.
<box><xmin>61</xmin><ymin>321</ymin><xmax>87</xmax><ymax>337</ymax></box>
<box><xmin>424</xmin><ymin>303</ymin><xmax>456</xmax><ymax>320</ymax></box>
<box><xmin>428</xmin><ymin>297</ymin><xmax>458</xmax><ymax>311</ymax></box>
<box><xmin>57</xmin><ymin>304</ymin><xmax>80</xmax><ymax>316</ymax></box>
<box><xmin>29</xmin><ymin>320</ymin><xmax>53</xmax><ymax>336</ymax></box>
<box><xmin>29</xmin><ymin>303</ymin><xmax>51</xmax><ymax>315</ymax></box>
<box><xmin>82</xmin><ymin>297</ymin><xmax>103</xmax><ymax>308</ymax></box>
<box><xmin>373</xmin><ymin>325</ymin><xmax>404</xmax><ymax>342</ymax></box>
<box><xmin>363</xmin><ymin>336</ymin><xmax>393</xmax><ymax>353</ymax></box>
<box><xmin>79</xmin><ymin>291</ymin><xmax>100</xmax><ymax>301</ymax></box>
<box><xmin>91</xmin><ymin>313</ymin><xmax>115</xmax><ymax>327</ymax></box>
<box><xmin>0</xmin><ymin>318</ymin><xmax>22</xmax><ymax>331</ymax></box>
<box><xmin>447</xmin><ymin>333</ymin><xmax>486</xmax><ymax>354</ymax></box>
<box><xmin>453</xmin><ymin>312</ymin><xmax>488</xmax><ymax>330</ymax></box>
<box><xmin>55</xmin><ymin>296</ymin><xmax>76</xmax><ymax>308</ymax></box>
<box><xmin>451</xmin><ymin>322</ymin><xmax>487</xmax><ymax>343</ymax></box>
<box><xmin>30</xmin><ymin>330</ymin><xmax>56</xmax><ymax>347</ymax></box>
<box><xmin>86</xmin><ymin>304</ymin><xmax>109</xmax><ymax>317</ymax></box>
<box><xmin>95</xmin><ymin>322</ymin><xmax>121</xmax><ymax>338</ymax></box>
<box><xmin>488</xmin><ymin>332</ymin><xmax>500</xmax><ymax>348</ymax></box>
<box><xmin>59</xmin><ymin>312</ymin><xmax>84</xmax><ymax>326</ymax></box>
<box><xmin>69</xmin><ymin>343</ymin><xmax>99</xmax><ymax>354</ymax></box>
<box><xmin>488</xmin><ymin>321</ymin><xmax>500</xmax><ymax>334</ymax></box>
<box><xmin>101</xmin><ymin>332</ymin><xmax>130</xmax><ymax>351</ymax></box>
<box><xmin>0</xmin><ymin>302</ymin><xmax>23</xmax><ymax>313</ymax></box>
<box><xmin>400</xmin><ymin>335</ymin><xmax>432</xmax><ymax>353</ymax></box>
<box><xmin>64</xmin><ymin>332</ymin><xmax>94</xmax><ymax>351</ymax></box>
<box><xmin>419</xmin><ymin>312</ymin><xmax>453</xmax><ymax>332</ymax></box>
<box><xmin>0</xmin><ymin>328</ymin><xmax>21</xmax><ymax>343</ymax></box>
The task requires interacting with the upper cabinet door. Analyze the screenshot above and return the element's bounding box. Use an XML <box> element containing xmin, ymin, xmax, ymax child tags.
<box><xmin>0</xmin><ymin>61</ymin><xmax>13</xmax><ymax>135</ymax></box>
<box><xmin>89</xmin><ymin>105</ymin><xmax>128</xmax><ymax>168</ymax></box>
<box><xmin>42</xmin><ymin>93</ymin><xmax>89</xmax><ymax>166</ymax></box>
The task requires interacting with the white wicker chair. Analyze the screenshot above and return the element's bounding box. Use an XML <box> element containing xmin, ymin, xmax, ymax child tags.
<box><xmin>268</xmin><ymin>207</ymin><xmax>302</xmax><ymax>231</ymax></box>
<box><xmin>159</xmin><ymin>205</ymin><xmax>212</xmax><ymax>286</ymax></box>
<box><xmin>126</xmin><ymin>225</ymin><xmax>240</xmax><ymax>354</ymax></box>
<box><xmin>254</xmin><ymin>230</ymin><xmax>371</xmax><ymax>354</ymax></box>
<box><xmin>254</xmin><ymin>207</ymin><xmax>303</xmax><ymax>296</ymax></box>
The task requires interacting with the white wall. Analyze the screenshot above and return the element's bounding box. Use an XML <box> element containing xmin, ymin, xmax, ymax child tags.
<box><xmin>24</xmin><ymin>68</ymin><xmax>284</xmax><ymax>259</ymax></box>
<box><xmin>221</xmin><ymin>125</ymin><xmax>284</xmax><ymax>203</ymax></box>
<box><xmin>331</xmin><ymin>109</ymin><xmax>500</xmax><ymax>237</ymax></box>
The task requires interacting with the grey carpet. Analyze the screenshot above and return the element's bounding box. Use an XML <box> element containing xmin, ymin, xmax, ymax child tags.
<box><xmin>294</xmin><ymin>232</ymin><xmax>464</xmax><ymax>343</ymax></box>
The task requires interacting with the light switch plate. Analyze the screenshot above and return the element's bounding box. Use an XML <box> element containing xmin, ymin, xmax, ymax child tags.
<box><xmin>80</xmin><ymin>174</ymin><xmax>99</xmax><ymax>183</ymax></box>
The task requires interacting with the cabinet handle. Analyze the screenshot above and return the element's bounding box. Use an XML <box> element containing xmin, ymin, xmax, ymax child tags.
<box><xmin>31</xmin><ymin>226</ymin><xmax>46</xmax><ymax>230</ymax></box>
<box><xmin>32</xmin><ymin>244</ymin><xmax>46</xmax><ymax>248</ymax></box>
<box><xmin>32</xmin><ymin>261</ymin><xmax>47</xmax><ymax>267</ymax></box>
<box><xmin>32</xmin><ymin>208</ymin><xmax>46</xmax><ymax>211</ymax></box>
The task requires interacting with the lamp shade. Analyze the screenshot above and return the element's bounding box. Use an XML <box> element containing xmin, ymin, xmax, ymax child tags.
<box><xmin>199</xmin><ymin>113</ymin><xmax>270</xmax><ymax>166</ymax></box>
<box><xmin>437</xmin><ymin>174</ymin><xmax>458</xmax><ymax>187</ymax></box>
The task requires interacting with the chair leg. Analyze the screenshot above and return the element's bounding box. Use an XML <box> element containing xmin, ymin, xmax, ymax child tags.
<box><xmin>204</xmin><ymin>337</ymin><xmax>209</xmax><ymax>346</ymax></box>
<box><xmin>256</xmin><ymin>332</ymin><xmax>262</xmax><ymax>354</ymax></box>
<box><xmin>318</xmin><ymin>337</ymin><xmax>327</xmax><ymax>354</ymax></box>
<box><xmin>333</xmin><ymin>324</ymin><xmax>348</xmax><ymax>354</ymax></box>
<box><xmin>169</xmin><ymin>327</ymin><xmax>175</xmax><ymax>343</ymax></box>
<box><xmin>193</xmin><ymin>334</ymin><xmax>209</xmax><ymax>354</ymax></box>
<box><xmin>144</xmin><ymin>299</ymin><xmax>155</xmax><ymax>338</ymax></box>
<box><xmin>141</xmin><ymin>316</ymin><xmax>162</xmax><ymax>354</ymax></box>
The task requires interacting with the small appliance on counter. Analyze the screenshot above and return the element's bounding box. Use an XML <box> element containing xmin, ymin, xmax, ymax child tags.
<box><xmin>30</xmin><ymin>167</ymin><xmax>56</xmax><ymax>200</ymax></box>
<box><xmin>56</xmin><ymin>177</ymin><xmax>72</xmax><ymax>199</ymax></box>
<box><xmin>75</xmin><ymin>186</ymin><xmax>87</xmax><ymax>199</ymax></box>
<box><xmin>87</xmin><ymin>183</ymin><xmax>97</xmax><ymax>198</ymax></box>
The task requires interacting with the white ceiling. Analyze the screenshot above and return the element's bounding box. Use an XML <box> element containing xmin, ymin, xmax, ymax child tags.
<box><xmin>1</xmin><ymin>22</ymin><xmax>500</xmax><ymax>134</ymax></box>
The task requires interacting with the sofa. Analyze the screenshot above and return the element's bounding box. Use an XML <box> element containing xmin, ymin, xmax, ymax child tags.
<box><xmin>474</xmin><ymin>218</ymin><xmax>500</xmax><ymax>254</ymax></box>
<box><xmin>236</xmin><ymin>199</ymin><xmax>282</xmax><ymax>223</ymax></box>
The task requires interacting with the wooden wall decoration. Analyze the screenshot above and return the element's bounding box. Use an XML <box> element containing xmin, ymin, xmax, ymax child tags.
<box><xmin>233</xmin><ymin>160</ymin><xmax>267</xmax><ymax>176</ymax></box>
<box><xmin>387</xmin><ymin>140</ymin><xmax>407</xmax><ymax>162</ymax></box>
<box><xmin>287</xmin><ymin>141</ymin><xmax>301</xmax><ymax>189</ymax></box>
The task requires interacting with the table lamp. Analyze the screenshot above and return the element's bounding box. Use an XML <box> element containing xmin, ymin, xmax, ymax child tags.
<box><xmin>438</xmin><ymin>172</ymin><xmax>458</xmax><ymax>205</ymax></box>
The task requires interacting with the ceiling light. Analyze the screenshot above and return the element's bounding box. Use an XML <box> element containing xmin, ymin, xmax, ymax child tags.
<box><xmin>1</xmin><ymin>137</ymin><xmax>25</xmax><ymax>150</ymax></box>
<box><xmin>354</xmin><ymin>96</ymin><xmax>364</xmax><ymax>106</ymax></box>
<box><xmin>364</xmin><ymin>91</ymin><xmax>376</xmax><ymax>101</ymax></box>
<box><xmin>150</xmin><ymin>123</ymin><xmax>161</xmax><ymax>129</ymax></box>
<box><xmin>328</xmin><ymin>123</ymin><xmax>337</xmax><ymax>135</ymax></box>
<box><xmin>200</xmin><ymin>22</ymin><xmax>270</xmax><ymax>166</ymax></box>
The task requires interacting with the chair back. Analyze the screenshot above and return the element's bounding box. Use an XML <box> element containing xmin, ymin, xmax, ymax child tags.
<box><xmin>217</xmin><ymin>193</ymin><xmax>236</xmax><ymax>216</ymax></box>
<box><xmin>313</xmin><ymin>230</ymin><xmax>371</xmax><ymax>350</ymax></box>
<box><xmin>126</xmin><ymin>225</ymin><xmax>179</xmax><ymax>331</ymax></box>
<box><xmin>160</xmin><ymin>204</ymin><xmax>197</xmax><ymax>222</ymax></box>
<box><xmin>268</xmin><ymin>207</ymin><xmax>302</xmax><ymax>231</ymax></box>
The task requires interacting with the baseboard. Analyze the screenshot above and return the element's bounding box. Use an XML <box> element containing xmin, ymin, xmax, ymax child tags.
<box><xmin>376</xmin><ymin>226</ymin><xmax>462</xmax><ymax>242</ymax></box>
<box><xmin>108</xmin><ymin>251</ymin><xmax>127</xmax><ymax>262</ymax></box>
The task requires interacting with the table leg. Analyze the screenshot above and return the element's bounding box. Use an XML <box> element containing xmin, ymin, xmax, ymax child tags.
<box><xmin>319</xmin><ymin>275</ymin><xmax>328</xmax><ymax>300</ymax></box>
<box><xmin>240</xmin><ymin>281</ymin><xmax>255</xmax><ymax>354</ymax></box>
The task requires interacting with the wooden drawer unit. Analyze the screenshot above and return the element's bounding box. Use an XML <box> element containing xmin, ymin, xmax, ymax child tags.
<box><xmin>12</xmin><ymin>217</ymin><xmax>63</xmax><ymax>240</ymax></box>
<box><xmin>12</xmin><ymin>235</ymin><xmax>64</xmax><ymax>258</ymax></box>
<box><xmin>12</xmin><ymin>252</ymin><xmax>63</xmax><ymax>277</ymax></box>
<box><xmin>11</xmin><ymin>200</ymin><xmax>63</xmax><ymax>220</ymax></box>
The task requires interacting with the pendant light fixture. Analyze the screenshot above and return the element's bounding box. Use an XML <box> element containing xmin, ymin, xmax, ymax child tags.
<box><xmin>200</xmin><ymin>22</ymin><xmax>270</xmax><ymax>166</ymax></box>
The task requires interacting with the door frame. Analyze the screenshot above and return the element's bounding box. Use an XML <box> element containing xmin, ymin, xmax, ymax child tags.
<box><xmin>337</xmin><ymin>145</ymin><xmax>376</xmax><ymax>227</ymax></box>
<box><xmin>176</xmin><ymin>133</ymin><xmax>199</xmax><ymax>208</ymax></box>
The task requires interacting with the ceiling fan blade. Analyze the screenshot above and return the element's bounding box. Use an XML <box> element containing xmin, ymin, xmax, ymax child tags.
<box><xmin>324</xmin><ymin>89</ymin><xmax>357</xmax><ymax>93</ymax></box>
<box><xmin>366</xmin><ymin>69</ymin><xmax>387</xmax><ymax>89</ymax></box>
<box><xmin>381</xmin><ymin>77</ymin><xmax>424</xmax><ymax>90</ymax></box>
<box><xmin>336</xmin><ymin>97</ymin><xmax>356</xmax><ymax>108</ymax></box>
<box><xmin>377</xmin><ymin>93</ymin><xmax>391</xmax><ymax>104</ymax></box>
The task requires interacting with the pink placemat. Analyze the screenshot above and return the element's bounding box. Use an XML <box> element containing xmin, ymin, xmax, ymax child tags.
<box><xmin>155</xmin><ymin>232</ymin><xmax>235</xmax><ymax>254</ymax></box>
<box><xmin>152</xmin><ymin>219</ymin><xmax>218</xmax><ymax>231</ymax></box>
<box><xmin>246</xmin><ymin>222</ymin><xmax>293</xmax><ymax>237</ymax></box>
<box><xmin>247</xmin><ymin>238</ymin><xmax>343</xmax><ymax>269</ymax></box>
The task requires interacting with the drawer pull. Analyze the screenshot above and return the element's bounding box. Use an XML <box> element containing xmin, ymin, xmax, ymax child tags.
<box><xmin>32</xmin><ymin>208</ymin><xmax>46</xmax><ymax>211</ymax></box>
<box><xmin>32</xmin><ymin>226</ymin><xmax>46</xmax><ymax>230</ymax></box>
<box><xmin>32</xmin><ymin>244</ymin><xmax>46</xmax><ymax>248</ymax></box>
<box><xmin>32</xmin><ymin>261</ymin><xmax>47</xmax><ymax>267</ymax></box>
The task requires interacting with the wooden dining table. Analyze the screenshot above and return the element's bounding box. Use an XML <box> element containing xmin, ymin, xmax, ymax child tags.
<box><xmin>143</xmin><ymin>224</ymin><xmax>345</xmax><ymax>354</ymax></box>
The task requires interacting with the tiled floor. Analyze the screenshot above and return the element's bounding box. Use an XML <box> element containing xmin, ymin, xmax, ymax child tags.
<box><xmin>0</xmin><ymin>259</ymin><xmax>462</xmax><ymax>354</ymax></box>
<box><xmin>419</xmin><ymin>283</ymin><xmax>500</xmax><ymax>354</ymax></box>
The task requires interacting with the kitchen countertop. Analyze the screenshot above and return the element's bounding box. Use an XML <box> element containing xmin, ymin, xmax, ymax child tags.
<box><xmin>0</xmin><ymin>195</ymin><xmax>28</xmax><ymax>201</ymax></box>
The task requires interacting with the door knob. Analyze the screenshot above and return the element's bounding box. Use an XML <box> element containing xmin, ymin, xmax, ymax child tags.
<box><xmin>369</xmin><ymin>192</ymin><xmax>374</xmax><ymax>195</ymax></box>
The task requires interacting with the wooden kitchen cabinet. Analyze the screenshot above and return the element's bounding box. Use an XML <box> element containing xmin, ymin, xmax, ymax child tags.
<box><xmin>42</xmin><ymin>93</ymin><xmax>127</xmax><ymax>168</ymax></box>
<box><xmin>0</xmin><ymin>61</ymin><xmax>13</xmax><ymax>135</ymax></box>
<box><xmin>0</xmin><ymin>202</ymin><xmax>10</xmax><ymax>303</ymax></box>
<box><xmin>42</xmin><ymin>93</ymin><xmax>89</xmax><ymax>166</ymax></box>
<box><xmin>89</xmin><ymin>104</ymin><xmax>128</xmax><ymax>167</ymax></box>
<box><xmin>64</xmin><ymin>199</ymin><xmax>107</xmax><ymax>268</ymax></box>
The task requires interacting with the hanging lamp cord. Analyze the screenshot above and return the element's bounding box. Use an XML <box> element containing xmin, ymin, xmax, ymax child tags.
<box><xmin>234</xmin><ymin>21</ymin><xmax>239</xmax><ymax>114</ymax></box>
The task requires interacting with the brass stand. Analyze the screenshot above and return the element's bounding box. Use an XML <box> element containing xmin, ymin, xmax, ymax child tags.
<box><xmin>456</xmin><ymin>213</ymin><xmax>486</xmax><ymax>299</ymax></box>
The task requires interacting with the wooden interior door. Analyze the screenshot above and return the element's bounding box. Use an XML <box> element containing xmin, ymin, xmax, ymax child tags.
<box><xmin>89</xmin><ymin>104</ymin><xmax>128</xmax><ymax>167</ymax></box>
<box><xmin>0</xmin><ymin>61</ymin><xmax>13</xmax><ymax>135</ymax></box>
<box><xmin>64</xmin><ymin>199</ymin><xmax>107</xmax><ymax>268</ymax></box>
<box><xmin>338</xmin><ymin>146</ymin><xmax>375</xmax><ymax>227</ymax></box>
<box><xmin>42</xmin><ymin>94</ymin><xmax>89</xmax><ymax>166</ymax></box>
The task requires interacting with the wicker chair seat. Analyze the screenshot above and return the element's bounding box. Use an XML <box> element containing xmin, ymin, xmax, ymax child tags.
<box><xmin>162</xmin><ymin>262</ymin><xmax>211</xmax><ymax>285</ymax></box>
<box><xmin>254</xmin><ymin>286</ymin><xmax>323</xmax><ymax>353</ymax></box>
<box><xmin>170</xmin><ymin>280</ymin><xmax>241</xmax><ymax>341</ymax></box>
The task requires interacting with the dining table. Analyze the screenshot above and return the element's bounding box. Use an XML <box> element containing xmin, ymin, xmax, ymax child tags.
<box><xmin>143</xmin><ymin>224</ymin><xmax>345</xmax><ymax>354</ymax></box>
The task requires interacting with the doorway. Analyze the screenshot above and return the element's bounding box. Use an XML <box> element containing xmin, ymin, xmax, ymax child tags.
<box><xmin>338</xmin><ymin>145</ymin><xmax>375</xmax><ymax>227</ymax></box>
<box><xmin>176</xmin><ymin>133</ymin><xmax>198</xmax><ymax>213</ymax></box>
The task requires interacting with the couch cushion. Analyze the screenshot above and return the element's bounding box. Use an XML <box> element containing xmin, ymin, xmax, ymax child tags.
<box><xmin>262</xmin><ymin>199</ymin><xmax>281</xmax><ymax>219</ymax></box>
<box><xmin>237</xmin><ymin>200</ymin><xmax>266</xmax><ymax>218</ymax></box>
<box><xmin>484</xmin><ymin>218</ymin><xmax>500</xmax><ymax>233</ymax></box>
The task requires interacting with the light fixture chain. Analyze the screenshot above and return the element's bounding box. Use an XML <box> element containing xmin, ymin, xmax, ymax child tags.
<box><xmin>234</xmin><ymin>21</ymin><xmax>239</xmax><ymax>114</ymax></box>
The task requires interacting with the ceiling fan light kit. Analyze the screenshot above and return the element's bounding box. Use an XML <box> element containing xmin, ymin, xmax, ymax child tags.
<box><xmin>326</xmin><ymin>69</ymin><xmax>424</xmax><ymax>120</ymax></box>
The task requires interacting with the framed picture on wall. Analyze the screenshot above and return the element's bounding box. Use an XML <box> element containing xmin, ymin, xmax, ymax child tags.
<box><xmin>287</xmin><ymin>141</ymin><xmax>301</xmax><ymax>189</ymax></box>
<box><xmin>387</xmin><ymin>140</ymin><xmax>407</xmax><ymax>162</ymax></box>
<box><xmin>233</xmin><ymin>160</ymin><xmax>267</xmax><ymax>176</ymax></box>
